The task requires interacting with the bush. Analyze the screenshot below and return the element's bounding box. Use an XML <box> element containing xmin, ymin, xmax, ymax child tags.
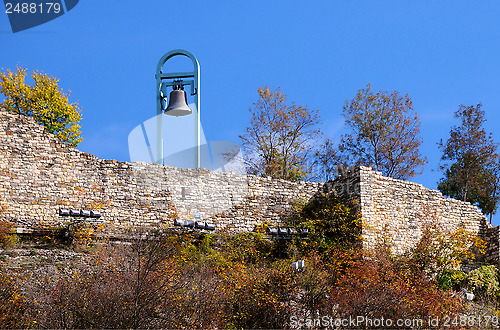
<box><xmin>467</xmin><ymin>265</ymin><xmax>500</xmax><ymax>299</ymax></box>
<box><xmin>0</xmin><ymin>222</ymin><xmax>16</xmax><ymax>249</ymax></box>
<box><xmin>37</xmin><ymin>233</ymin><xmax>178</xmax><ymax>329</ymax></box>
<box><xmin>0</xmin><ymin>268</ymin><xmax>32</xmax><ymax>328</ymax></box>
<box><xmin>330</xmin><ymin>250</ymin><xmax>464</xmax><ymax>327</ymax></box>
<box><xmin>0</xmin><ymin>221</ymin><xmax>12</xmax><ymax>242</ymax></box>
<box><xmin>2</xmin><ymin>226</ymin><xmax>490</xmax><ymax>329</ymax></box>
<box><xmin>225</xmin><ymin>232</ymin><xmax>273</xmax><ymax>264</ymax></box>
<box><xmin>290</xmin><ymin>194</ymin><xmax>361</xmax><ymax>256</ymax></box>
<box><xmin>225</xmin><ymin>260</ymin><xmax>295</xmax><ymax>329</ymax></box>
<box><xmin>37</xmin><ymin>231</ymin><xmax>232</xmax><ymax>329</ymax></box>
<box><xmin>437</xmin><ymin>269</ymin><xmax>466</xmax><ymax>291</ymax></box>
<box><xmin>402</xmin><ymin>224</ymin><xmax>486</xmax><ymax>277</ymax></box>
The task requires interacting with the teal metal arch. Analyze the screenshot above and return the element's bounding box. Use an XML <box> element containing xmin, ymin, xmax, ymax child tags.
<box><xmin>155</xmin><ymin>49</ymin><xmax>201</xmax><ymax>168</ymax></box>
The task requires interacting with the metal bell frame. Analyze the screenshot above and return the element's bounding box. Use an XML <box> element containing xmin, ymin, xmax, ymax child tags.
<box><xmin>155</xmin><ymin>49</ymin><xmax>201</xmax><ymax>168</ymax></box>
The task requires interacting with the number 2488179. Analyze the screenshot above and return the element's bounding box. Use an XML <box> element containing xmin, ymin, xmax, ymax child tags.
<box><xmin>5</xmin><ymin>2</ymin><xmax>62</xmax><ymax>14</ymax></box>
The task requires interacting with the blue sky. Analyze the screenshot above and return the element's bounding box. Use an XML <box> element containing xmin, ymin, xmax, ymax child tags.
<box><xmin>2</xmin><ymin>1</ymin><xmax>500</xmax><ymax>222</ymax></box>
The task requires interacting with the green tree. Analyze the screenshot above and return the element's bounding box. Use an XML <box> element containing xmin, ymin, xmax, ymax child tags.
<box><xmin>438</xmin><ymin>104</ymin><xmax>499</xmax><ymax>218</ymax></box>
<box><xmin>340</xmin><ymin>83</ymin><xmax>427</xmax><ymax>180</ymax></box>
<box><xmin>0</xmin><ymin>67</ymin><xmax>82</xmax><ymax>146</ymax></box>
<box><xmin>240</xmin><ymin>86</ymin><xmax>321</xmax><ymax>181</ymax></box>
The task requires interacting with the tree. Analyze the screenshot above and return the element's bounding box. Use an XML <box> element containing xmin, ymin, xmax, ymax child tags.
<box><xmin>239</xmin><ymin>86</ymin><xmax>321</xmax><ymax>181</ymax></box>
<box><xmin>313</xmin><ymin>138</ymin><xmax>340</xmax><ymax>182</ymax></box>
<box><xmin>0</xmin><ymin>67</ymin><xmax>82</xmax><ymax>146</ymax></box>
<box><xmin>340</xmin><ymin>83</ymin><xmax>427</xmax><ymax>180</ymax></box>
<box><xmin>438</xmin><ymin>104</ymin><xmax>499</xmax><ymax>219</ymax></box>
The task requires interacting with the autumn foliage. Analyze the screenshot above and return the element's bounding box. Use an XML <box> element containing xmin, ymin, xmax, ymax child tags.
<box><xmin>341</xmin><ymin>83</ymin><xmax>427</xmax><ymax>180</ymax></box>
<box><xmin>0</xmin><ymin>270</ymin><xmax>32</xmax><ymax>329</ymax></box>
<box><xmin>0</xmin><ymin>221</ymin><xmax>13</xmax><ymax>246</ymax></box>
<box><xmin>240</xmin><ymin>86</ymin><xmax>322</xmax><ymax>181</ymax></box>
<box><xmin>0</xmin><ymin>67</ymin><xmax>82</xmax><ymax>146</ymax></box>
<box><xmin>331</xmin><ymin>249</ymin><xmax>464</xmax><ymax>325</ymax></box>
<box><xmin>0</xmin><ymin>198</ymin><xmax>494</xmax><ymax>329</ymax></box>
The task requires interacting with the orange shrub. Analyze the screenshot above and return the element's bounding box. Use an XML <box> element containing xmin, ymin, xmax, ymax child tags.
<box><xmin>0</xmin><ymin>221</ymin><xmax>13</xmax><ymax>245</ymax></box>
<box><xmin>330</xmin><ymin>251</ymin><xmax>465</xmax><ymax>329</ymax></box>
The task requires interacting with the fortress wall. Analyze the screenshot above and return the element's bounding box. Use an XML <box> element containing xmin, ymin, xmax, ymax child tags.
<box><xmin>0</xmin><ymin>108</ymin><xmax>320</xmax><ymax>233</ymax></box>
<box><xmin>0</xmin><ymin>107</ymin><xmax>497</xmax><ymax>267</ymax></box>
<box><xmin>355</xmin><ymin>166</ymin><xmax>493</xmax><ymax>256</ymax></box>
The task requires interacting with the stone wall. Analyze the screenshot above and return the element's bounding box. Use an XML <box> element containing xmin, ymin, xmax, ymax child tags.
<box><xmin>352</xmin><ymin>167</ymin><xmax>494</xmax><ymax>258</ymax></box>
<box><xmin>326</xmin><ymin>166</ymin><xmax>498</xmax><ymax>267</ymax></box>
<box><xmin>0</xmin><ymin>107</ymin><xmax>498</xmax><ymax>268</ymax></box>
<box><xmin>0</xmin><ymin>108</ymin><xmax>320</xmax><ymax>233</ymax></box>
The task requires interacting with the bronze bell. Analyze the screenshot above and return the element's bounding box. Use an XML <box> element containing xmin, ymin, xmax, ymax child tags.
<box><xmin>164</xmin><ymin>86</ymin><xmax>192</xmax><ymax>117</ymax></box>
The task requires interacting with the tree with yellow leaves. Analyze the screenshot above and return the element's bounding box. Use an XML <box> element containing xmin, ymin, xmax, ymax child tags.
<box><xmin>0</xmin><ymin>67</ymin><xmax>82</xmax><ymax>146</ymax></box>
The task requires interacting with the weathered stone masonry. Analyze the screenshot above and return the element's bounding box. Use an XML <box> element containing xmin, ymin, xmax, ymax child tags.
<box><xmin>334</xmin><ymin>167</ymin><xmax>497</xmax><ymax>266</ymax></box>
<box><xmin>0</xmin><ymin>107</ymin><xmax>498</xmax><ymax>267</ymax></box>
<box><xmin>0</xmin><ymin>108</ymin><xmax>321</xmax><ymax>234</ymax></box>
